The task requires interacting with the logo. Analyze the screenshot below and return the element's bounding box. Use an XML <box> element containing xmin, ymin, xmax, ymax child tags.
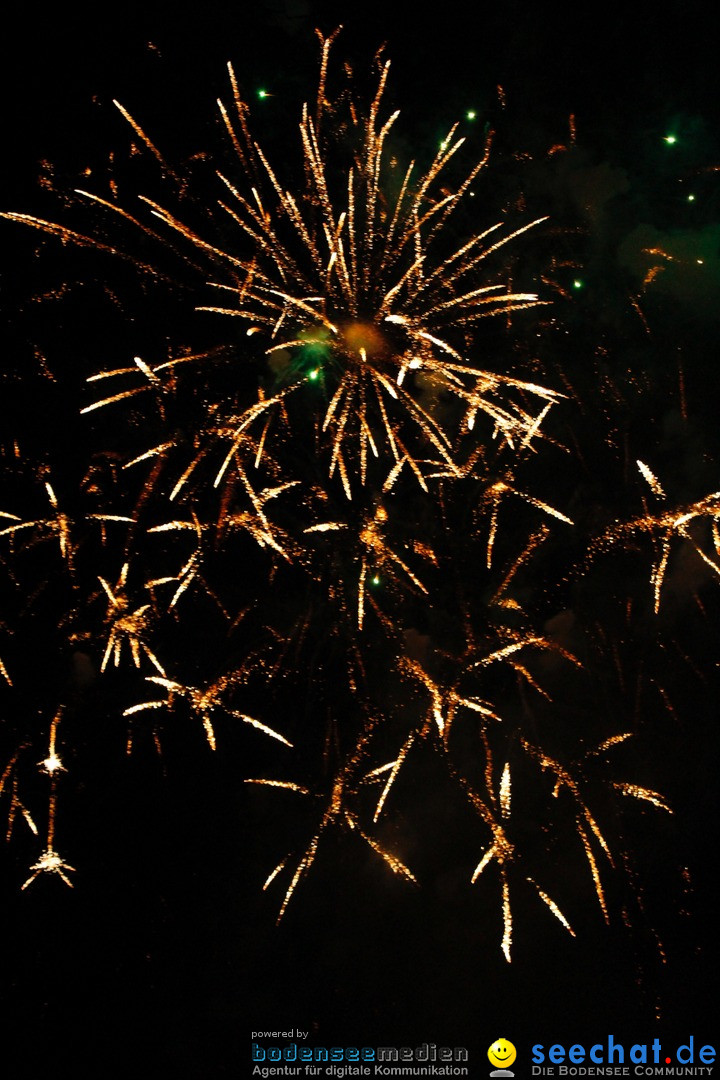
<box><xmin>489</xmin><ymin>1038</ymin><xmax>517</xmax><ymax>1077</ymax></box>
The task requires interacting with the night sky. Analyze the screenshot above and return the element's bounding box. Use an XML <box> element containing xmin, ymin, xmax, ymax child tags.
<box><xmin>1</xmin><ymin>2</ymin><xmax>718</xmax><ymax>1075</ymax></box>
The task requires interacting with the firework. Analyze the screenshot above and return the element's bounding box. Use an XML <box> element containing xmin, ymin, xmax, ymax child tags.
<box><xmin>0</xmin><ymin>481</ymin><xmax>133</xmax><ymax>574</ymax></box>
<box><xmin>4</xmin><ymin>32</ymin><xmax>560</xmax><ymax>507</ymax></box>
<box><xmin>592</xmin><ymin>460</ymin><xmax>720</xmax><ymax>613</ymax></box>
<box><xmin>21</xmin><ymin>711</ymin><xmax>75</xmax><ymax>890</ymax></box>
<box><xmin>0</xmin><ymin>28</ymin><xmax>705</xmax><ymax>987</ymax></box>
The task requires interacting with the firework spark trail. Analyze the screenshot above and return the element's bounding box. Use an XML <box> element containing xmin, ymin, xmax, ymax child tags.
<box><xmin>479</xmin><ymin>473</ymin><xmax>573</xmax><ymax>568</ymax></box>
<box><xmin>592</xmin><ymin>461</ymin><xmax>720</xmax><ymax>613</ymax></box>
<box><xmin>259</xmin><ymin>713</ymin><xmax>420</xmax><ymax>923</ymax></box>
<box><xmin>400</xmin><ymin>654</ymin><xmax>503</xmax><ymax>742</ymax></box>
<box><xmin>98</xmin><ymin>563</ymin><xmax>166</xmax><ymax>675</ymax></box>
<box><xmin>0</xmin><ymin>481</ymin><xmax>134</xmax><ymax>574</ymax></box>
<box><xmin>0</xmin><ymin>655</ymin><xmax>11</xmax><ymax>687</ymax></box>
<box><xmin>466</xmin><ymin>759</ymin><xmax>575</xmax><ymax>962</ymax></box>
<box><xmin>124</xmin><ymin>673</ymin><xmax>294</xmax><ymax>752</ymax></box>
<box><xmin>22</xmin><ymin>711</ymin><xmax>75</xmax><ymax>890</ymax></box>
<box><xmin>0</xmin><ymin>753</ymin><xmax>37</xmax><ymax>841</ymax></box>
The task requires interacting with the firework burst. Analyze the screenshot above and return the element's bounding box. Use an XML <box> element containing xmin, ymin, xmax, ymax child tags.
<box><xmin>0</xmin><ymin>28</ymin><xmax>704</xmax><ymax>989</ymax></box>
<box><xmin>593</xmin><ymin>461</ymin><xmax>720</xmax><ymax>614</ymax></box>
<box><xmin>4</xmin><ymin>30</ymin><xmax>560</xmax><ymax>506</ymax></box>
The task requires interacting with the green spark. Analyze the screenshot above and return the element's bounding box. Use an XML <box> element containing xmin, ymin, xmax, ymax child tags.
<box><xmin>663</xmin><ymin>134</ymin><xmax>677</xmax><ymax>145</ymax></box>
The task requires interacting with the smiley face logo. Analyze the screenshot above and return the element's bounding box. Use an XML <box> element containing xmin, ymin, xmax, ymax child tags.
<box><xmin>488</xmin><ymin>1039</ymin><xmax>517</xmax><ymax>1072</ymax></box>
